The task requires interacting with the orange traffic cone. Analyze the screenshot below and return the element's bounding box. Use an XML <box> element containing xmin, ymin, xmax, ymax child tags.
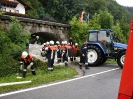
<box><xmin>118</xmin><ymin>20</ymin><xmax>133</xmax><ymax>99</ymax></box>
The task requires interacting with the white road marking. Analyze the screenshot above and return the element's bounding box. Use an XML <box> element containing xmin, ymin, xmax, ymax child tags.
<box><xmin>0</xmin><ymin>68</ymin><xmax>120</xmax><ymax>97</ymax></box>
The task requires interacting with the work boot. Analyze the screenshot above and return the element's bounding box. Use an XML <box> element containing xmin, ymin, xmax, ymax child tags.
<box><xmin>32</xmin><ymin>71</ymin><xmax>36</xmax><ymax>76</ymax></box>
<box><xmin>70</xmin><ymin>58</ymin><xmax>73</xmax><ymax>62</ymax></box>
<box><xmin>85</xmin><ymin>65</ymin><xmax>90</xmax><ymax>69</ymax></box>
<box><xmin>79</xmin><ymin>65</ymin><xmax>82</xmax><ymax>69</ymax></box>
<box><xmin>22</xmin><ymin>71</ymin><xmax>27</xmax><ymax>78</ymax></box>
<box><xmin>58</xmin><ymin>59</ymin><xmax>61</xmax><ymax>63</ymax></box>
<box><xmin>48</xmin><ymin>67</ymin><xmax>51</xmax><ymax>71</ymax></box>
<box><xmin>65</xmin><ymin>63</ymin><xmax>68</xmax><ymax>66</ymax></box>
<box><xmin>51</xmin><ymin>67</ymin><xmax>54</xmax><ymax>71</ymax></box>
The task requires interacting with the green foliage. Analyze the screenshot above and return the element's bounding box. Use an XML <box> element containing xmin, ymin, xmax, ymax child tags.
<box><xmin>27</xmin><ymin>9</ymin><xmax>39</xmax><ymax>18</ymax></box>
<box><xmin>7</xmin><ymin>17</ymin><xmax>30</xmax><ymax>59</ymax></box>
<box><xmin>119</xmin><ymin>17</ymin><xmax>130</xmax><ymax>41</ymax></box>
<box><xmin>25</xmin><ymin>0</ymin><xmax>41</xmax><ymax>18</ymax></box>
<box><xmin>87</xmin><ymin>13</ymin><xmax>101</xmax><ymax>30</ymax></box>
<box><xmin>112</xmin><ymin>21</ymin><xmax>126</xmax><ymax>43</ymax></box>
<box><xmin>37</xmin><ymin>6</ymin><xmax>46</xmax><ymax>18</ymax></box>
<box><xmin>24</xmin><ymin>0</ymin><xmax>133</xmax><ymax>24</ymax></box>
<box><xmin>69</xmin><ymin>9</ymin><xmax>128</xmax><ymax>44</ymax></box>
<box><xmin>8</xmin><ymin>17</ymin><xmax>29</xmax><ymax>45</ymax></box>
<box><xmin>39</xmin><ymin>0</ymin><xmax>87</xmax><ymax>22</ymax></box>
<box><xmin>0</xmin><ymin>11</ymin><xmax>5</xmax><ymax>16</ymax></box>
<box><xmin>0</xmin><ymin>54</ymin><xmax>19</xmax><ymax>77</ymax></box>
<box><xmin>0</xmin><ymin>30</ymin><xmax>11</xmax><ymax>54</ymax></box>
<box><xmin>0</xmin><ymin>59</ymin><xmax>77</xmax><ymax>93</ymax></box>
<box><xmin>125</xmin><ymin>6</ymin><xmax>133</xmax><ymax>13</ymax></box>
<box><xmin>69</xmin><ymin>16</ymin><xmax>88</xmax><ymax>45</ymax></box>
<box><xmin>0</xmin><ymin>17</ymin><xmax>30</xmax><ymax>77</ymax></box>
<box><xmin>85</xmin><ymin>0</ymin><xmax>107</xmax><ymax>17</ymax></box>
<box><xmin>24</xmin><ymin>0</ymin><xmax>132</xmax><ymax>42</ymax></box>
<box><xmin>98</xmin><ymin>9</ymin><xmax>114</xmax><ymax>29</ymax></box>
<box><xmin>105</xmin><ymin>59</ymin><xmax>117</xmax><ymax>64</ymax></box>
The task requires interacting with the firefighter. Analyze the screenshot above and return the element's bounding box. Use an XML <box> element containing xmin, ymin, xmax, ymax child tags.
<box><xmin>33</xmin><ymin>36</ymin><xmax>41</xmax><ymax>44</ymax></box>
<box><xmin>60</xmin><ymin>41</ymin><xmax>65</xmax><ymax>62</ymax></box>
<box><xmin>68</xmin><ymin>37</ymin><xmax>75</xmax><ymax>46</ymax></box>
<box><xmin>69</xmin><ymin>43</ymin><xmax>79</xmax><ymax>62</ymax></box>
<box><xmin>45</xmin><ymin>40</ymin><xmax>56</xmax><ymax>71</ymax></box>
<box><xmin>62</xmin><ymin>41</ymin><xmax>70</xmax><ymax>66</ymax></box>
<box><xmin>56</xmin><ymin>41</ymin><xmax>62</xmax><ymax>63</ymax></box>
<box><xmin>73</xmin><ymin>43</ymin><xmax>79</xmax><ymax>61</ymax></box>
<box><xmin>41</xmin><ymin>43</ymin><xmax>47</xmax><ymax>59</ymax></box>
<box><xmin>67</xmin><ymin>42</ymin><xmax>73</xmax><ymax>62</ymax></box>
<box><xmin>20</xmin><ymin>51</ymin><xmax>36</xmax><ymax>78</ymax></box>
<box><xmin>45</xmin><ymin>41</ymin><xmax>50</xmax><ymax>59</ymax></box>
<box><xmin>79</xmin><ymin>40</ymin><xmax>89</xmax><ymax>69</ymax></box>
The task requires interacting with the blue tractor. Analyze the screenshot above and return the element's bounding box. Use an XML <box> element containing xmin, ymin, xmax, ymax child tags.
<box><xmin>87</xmin><ymin>29</ymin><xmax>127</xmax><ymax>68</ymax></box>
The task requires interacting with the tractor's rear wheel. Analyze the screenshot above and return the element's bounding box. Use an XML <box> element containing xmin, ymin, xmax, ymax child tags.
<box><xmin>117</xmin><ymin>51</ymin><xmax>125</xmax><ymax>68</ymax></box>
<box><xmin>87</xmin><ymin>45</ymin><xmax>103</xmax><ymax>66</ymax></box>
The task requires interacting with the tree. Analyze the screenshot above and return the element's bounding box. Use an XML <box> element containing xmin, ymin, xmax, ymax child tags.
<box><xmin>26</xmin><ymin>0</ymin><xmax>41</xmax><ymax>18</ymax></box>
<box><xmin>8</xmin><ymin>17</ymin><xmax>29</xmax><ymax>45</ymax></box>
<box><xmin>98</xmin><ymin>9</ymin><xmax>114</xmax><ymax>29</ymax></box>
<box><xmin>87</xmin><ymin>13</ymin><xmax>101</xmax><ymax>30</ymax></box>
<box><xmin>112</xmin><ymin>21</ymin><xmax>126</xmax><ymax>43</ymax></box>
<box><xmin>69</xmin><ymin>16</ymin><xmax>88</xmax><ymax>45</ymax></box>
<box><xmin>8</xmin><ymin>17</ymin><xmax>30</xmax><ymax>59</ymax></box>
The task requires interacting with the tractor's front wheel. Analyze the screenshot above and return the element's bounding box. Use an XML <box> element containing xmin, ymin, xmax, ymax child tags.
<box><xmin>87</xmin><ymin>45</ymin><xmax>103</xmax><ymax>66</ymax></box>
<box><xmin>117</xmin><ymin>51</ymin><xmax>125</xmax><ymax>68</ymax></box>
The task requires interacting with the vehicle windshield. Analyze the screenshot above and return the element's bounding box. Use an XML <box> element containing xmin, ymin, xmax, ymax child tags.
<box><xmin>89</xmin><ymin>32</ymin><xmax>97</xmax><ymax>41</ymax></box>
<box><xmin>98</xmin><ymin>31</ymin><xmax>111</xmax><ymax>43</ymax></box>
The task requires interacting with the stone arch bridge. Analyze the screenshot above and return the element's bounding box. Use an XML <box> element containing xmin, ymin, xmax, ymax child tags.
<box><xmin>0</xmin><ymin>15</ymin><xmax>70</xmax><ymax>43</ymax></box>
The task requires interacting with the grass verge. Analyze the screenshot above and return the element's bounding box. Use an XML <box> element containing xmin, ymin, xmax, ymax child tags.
<box><xmin>0</xmin><ymin>64</ymin><xmax>77</xmax><ymax>94</ymax></box>
<box><xmin>105</xmin><ymin>59</ymin><xmax>117</xmax><ymax>64</ymax></box>
<box><xmin>0</xmin><ymin>58</ymin><xmax>117</xmax><ymax>94</ymax></box>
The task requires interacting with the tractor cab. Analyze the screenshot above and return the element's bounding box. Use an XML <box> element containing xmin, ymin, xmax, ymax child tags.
<box><xmin>87</xmin><ymin>29</ymin><xmax>127</xmax><ymax>68</ymax></box>
<box><xmin>88</xmin><ymin>29</ymin><xmax>114</xmax><ymax>54</ymax></box>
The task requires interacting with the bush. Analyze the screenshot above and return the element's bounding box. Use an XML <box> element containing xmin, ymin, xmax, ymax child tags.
<box><xmin>0</xmin><ymin>17</ymin><xmax>30</xmax><ymax>77</ymax></box>
<box><xmin>0</xmin><ymin>54</ymin><xmax>19</xmax><ymax>77</ymax></box>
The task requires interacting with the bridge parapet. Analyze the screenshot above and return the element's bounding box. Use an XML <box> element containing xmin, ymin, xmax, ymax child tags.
<box><xmin>0</xmin><ymin>15</ymin><xmax>70</xmax><ymax>41</ymax></box>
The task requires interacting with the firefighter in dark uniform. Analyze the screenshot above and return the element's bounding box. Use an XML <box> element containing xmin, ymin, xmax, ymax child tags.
<box><xmin>33</xmin><ymin>36</ymin><xmax>41</xmax><ymax>44</ymax></box>
<box><xmin>62</xmin><ymin>41</ymin><xmax>71</xmax><ymax>66</ymax></box>
<box><xmin>20</xmin><ymin>51</ymin><xmax>36</xmax><ymax>78</ymax></box>
<box><xmin>56</xmin><ymin>41</ymin><xmax>62</xmax><ymax>63</ymax></box>
<box><xmin>45</xmin><ymin>40</ymin><xmax>56</xmax><ymax>71</ymax></box>
<box><xmin>79</xmin><ymin>40</ymin><xmax>89</xmax><ymax>69</ymax></box>
<box><xmin>41</xmin><ymin>43</ymin><xmax>47</xmax><ymax>60</ymax></box>
<box><xmin>68</xmin><ymin>37</ymin><xmax>75</xmax><ymax>46</ymax></box>
<box><xmin>72</xmin><ymin>43</ymin><xmax>79</xmax><ymax>61</ymax></box>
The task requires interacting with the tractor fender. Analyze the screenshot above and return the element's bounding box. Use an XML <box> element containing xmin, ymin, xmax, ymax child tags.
<box><xmin>87</xmin><ymin>42</ymin><xmax>106</xmax><ymax>54</ymax></box>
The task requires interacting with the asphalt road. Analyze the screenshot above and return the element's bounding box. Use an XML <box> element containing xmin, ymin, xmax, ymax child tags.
<box><xmin>0</xmin><ymin>64</ymin><xmax>122</xmax><ymax>99</ymax></box>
